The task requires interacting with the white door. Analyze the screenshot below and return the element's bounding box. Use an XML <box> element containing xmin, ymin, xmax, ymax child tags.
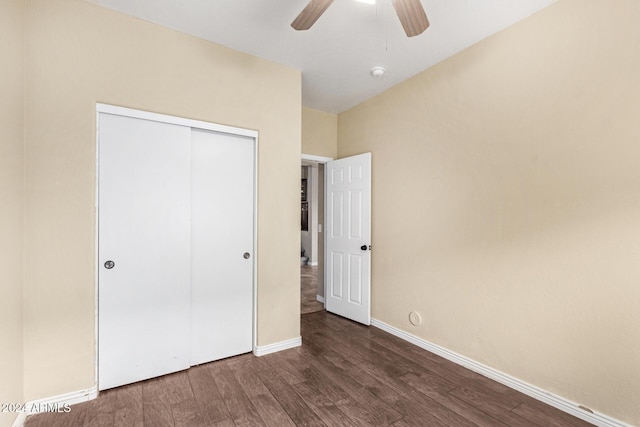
<box><xmin>98</xmin><ymin>113</ymin><xmax>192</xmax><ymax>390</ymax></box>
<box><xmin>190</xmin><ymin>129</ymin><xmax>254</xmax><ymax>365</ymax></box>
<box><xmin>325</xmin><ymin>153</ymin><xmax>371</xmax><ymax>325</ymax></box>
<box><xmin>98</xmin><ymin>108</ymin><xmax>256</xmax><ymax>390</ymax></box>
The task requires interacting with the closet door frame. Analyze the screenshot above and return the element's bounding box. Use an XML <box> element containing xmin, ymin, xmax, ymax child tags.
<box><xmin>94</xmin><ymin>103</ymin><xmax>259</xmax><ymax>386</ymax></box>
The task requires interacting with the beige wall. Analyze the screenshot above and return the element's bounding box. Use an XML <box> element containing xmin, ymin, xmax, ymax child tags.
<box><xmin>338</xmin><ymin>0</ymin><xmax>640</xmax><ymax>424</ymax></box>
<box><xmin>23</xmin><ymin>0</ymin><xmax>300</xmax><ymax>402</ymax></box>
<box><xmin>302</xmin><ymin>107</ymin><xmax>338</xmax><ymax>158</ymax></box>
<box><xmin>0</xmin><ymin>2</ymin><xmax>24</xmax><ymax>426</ymax></box>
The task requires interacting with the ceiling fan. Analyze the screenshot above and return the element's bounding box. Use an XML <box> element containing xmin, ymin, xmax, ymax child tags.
<box><xmin>291</xmin><ymin>0</ymin><xmax>429</xmax><ymax>37</ymax></box>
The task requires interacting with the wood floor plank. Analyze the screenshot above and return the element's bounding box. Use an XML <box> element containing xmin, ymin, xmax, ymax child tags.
<box><xmin>226</xmin><ymin>352</ymin><xmax>271</xmax><ymax>377</ymax></box>
<box><xmin>234</xmin><ymin>369</ymin><xmax>297</xmax><ymax>427</ymax></box>
<box><xmin>164</xmin><ymin>370</ymin><xmax>195</xmax><ymax>405</ymax></box>
<box><xmin>294</xmin><ymin>343</ymin><xmax>404</xmax><ymax>425</ymax></box>
<box><xmin>188</xmin><ymin>364</ymin><xmax>231</xmax><ymax>425</ymax></box>
<box><xmin>305</xmin><ymin>327</ymin><xmax>442</xmax><ymax>401</ymax></box>
<box><xmin>260</xmin><ymin>355</ymin><xmax>304</xmax><ymax>386</ymax></box>
<box><xmin>448</xmin><ymin>382</ymin><xmax>557</xmax><ymax>426</ymax></box>
<box><xmin>293</xmin><ymin>378</ymin><xmax>369</xmax><ymax>427</ymax></box>
<box><xmin>24</xmin><ymin>404</ymin><xmax>88</xmax><ymax>427</ymax></box>
<box><xmin>51</xmin><ymin>403</ymin><xmax>90</xmax><ymax>427</ymax></box>
<box><xmin>208</xmin><ymin>361</ymin><xmax>265</xmax><ymax>427</ymax></box>
<box><xmin>141</xmin><ymin>376</ymin><xmax>173</xmax><ymax>427</ymax></box>
<box><xmin>210</xmin><ymin>419</ymin><xmax>236</xmax><ymax>427</ymax></box>
<box><xmin>301</xmin><ymin>265</ymin><xmax>324</xmax><ymax>314</ymax></box>
<box><xmin>282</xmin><ymin>353</ymin><xmax>351</xmax><ymax>407</ymax></box>
<box><xmin>84</xmin><ymin>388</ymin><xmax>117</xmax><ymax>427</ymax></box>
<box><xmin>395</xmin><ymin>389</ymin><xmax>478</xmax><ymax>427</ymax></box>
<box><xmin>300</xmin><ymin>332</ymin><xmax>410</xmax><ymax>407</ymax></box>
<box><xmin>272</xmin><ymin>345</ymin><xmax>371</xmax><ymax>427</ymax></box>
<box><xmin>171</xmin><ymin>399</ymin><xmax>205</xmax><ymax>427</ymax></box>
<box><xmin>245</xmin><ymin>392</ymin><xmax>297</xmax><ymax>427</ymax></box>
<box><xmin>257</xmin><ymin>369</ymin><xmax>326</xmax><ymax>427</ymax></box>
<box><xmin>233</xmin><ymin>368</ymin><xmax>271</xmax><ymax>399</ymax></box>
<box><xmin>114</xmin><ymin>382</ymin><xmax>144</xmax><ymax>427</ymax></box>
<box><xmin>399</xmin><ymin>371</ymin><xmax>509</xmax><ymax>427</ymax></box>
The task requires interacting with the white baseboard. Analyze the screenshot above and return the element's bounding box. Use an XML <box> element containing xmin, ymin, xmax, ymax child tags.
<box><xmin>12</xmin><ymin>386</ymin><xmax>98</xmax><ymax>427</ymax></box>
<box><xmin>11</xmin><ymin>412</ymin><xmax>27</xmax><ymax>427</ymax></box>
<box><xmin>316</xmin><ymin>295</ymin><xmax>325</xmax><ymax>303</ymax></box>
<box><xmin>370</xmin><ymin>318</ymin><xmax>631</xmax><ymax>427</ymax></box>
<box><xmin>308</xmin><ymin>262</ymin><xmax>318</xmax><ymax>267</ymax></box>
<box><xmin>253</xmin><ymin>336</ymin><xmax>302</xmax><ymax>357</ymax></box>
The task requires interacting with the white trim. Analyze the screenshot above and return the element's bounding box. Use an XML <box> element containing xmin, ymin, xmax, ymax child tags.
<box><xmin>308</xmin><ymin>261</ymin><xmax>318</xmax><ymax>267</ymax></box>
<box><xmin>370</xmin><ymin>318</ymin><xmax>631</xmax><ymax>427</ymax></box>
<box><xmin>316</xmin><ymin>295</ymin><xmax>325</xmax><ymax>304</ymax></box>
<box><xmin>301</xmin><ymin>153</ymin><xmax>333</xmax><ymax>163</ymax></box>
<box><xmin>253</xmin><ymin>337</ymin><xmax>302</xmax><ymax>357</ymax></box>
<box><xmin>94</xmin><ymin>109</ymin><xmax>101</xmax><ymax>389</ymax></box>
<box><xmin>11</xmin><ymin>413</ymin><xmax>25</xmax><ymax>427</ymax></box>
<box><xmin>252</xmin><ymin>132</ymin><xmax>259</xmax><ymax>363</ymax></box>
<box><xmin>13</xmin><ymin>386</ymin><xmax>98</xmax><ymax>427</ymax></box>
<box><xmin>96</xmin><ymin>103</ymin><xmax>258</xmax><ymax>139</ymax></box>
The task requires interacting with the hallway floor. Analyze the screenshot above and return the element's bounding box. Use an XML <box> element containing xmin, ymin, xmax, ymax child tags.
<box><xmin>301</xmin><ymin>265</ymin><xmax>323</xmax><ymax>315</ymax></box>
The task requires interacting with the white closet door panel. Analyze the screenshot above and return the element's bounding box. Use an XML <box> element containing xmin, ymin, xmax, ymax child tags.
<box><xmin>98</xmin><ymin>113</ymin><xmax>191</xmax><ymax>390</ymax></box>
<box><xmin>190</xmin><ymin>129</ymin><xmax>254</xmax><ymax>365</ymax></box>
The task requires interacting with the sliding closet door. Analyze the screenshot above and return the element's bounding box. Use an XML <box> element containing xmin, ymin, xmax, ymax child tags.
<box><xmin>190</xmin><ymin>129</ymin><xmax>254</xmax><ymax>365</ymax></box>
<box><xmin>98</xmin><ymin>113</ymin><xmax>191</xmax><ymax>390</ymax></box>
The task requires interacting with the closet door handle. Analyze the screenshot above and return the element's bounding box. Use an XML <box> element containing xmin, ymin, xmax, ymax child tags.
<box><xmin>243</xmin><ymin>252</ymin><xmax>251</xmax><ymax>259</ymax></box>
<box><xmin>104</xmin><ymin>260</ymin><xmax>115</xmax><ymax>269</ymax></box>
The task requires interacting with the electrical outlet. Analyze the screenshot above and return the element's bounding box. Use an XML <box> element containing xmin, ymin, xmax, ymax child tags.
<box><xmin>409</xmin><ymin>311</ymin><xmax>422</xmax><ymax>326</ymax></box>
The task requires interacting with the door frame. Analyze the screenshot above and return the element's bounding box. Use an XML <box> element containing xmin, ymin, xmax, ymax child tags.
<box><xmin>301</xmin><ymin>154</ymin><xmax>333</xmax><ymax>308</ymax></box>
<box><xmin>95</xmin><ymin>103</ymin><xmax>259</xmax><ymax>387</ymax></box>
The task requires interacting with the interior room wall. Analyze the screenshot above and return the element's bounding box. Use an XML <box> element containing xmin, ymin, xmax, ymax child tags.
<box><xmin>337</xmin><ymin>0</ymin><xmax>640</xmax><ymax>424</ymax></box>
<box><xmin>0</xmin><ymin>2</ymin><xmax>24</xmax><ymax>426</ymax></box>
<box><xmin>302</xmin><ymin>107</ymin><xmax>338</xmax><ymax>159</ymax></box>
<box><xmin>23</xmin><ymin>0</ymin><xmax>300</xmax><ymax>402</ymax></box>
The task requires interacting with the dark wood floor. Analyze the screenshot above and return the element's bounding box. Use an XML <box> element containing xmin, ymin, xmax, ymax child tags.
<box><xmin>301</xmin><ymin>265</ymin><xmax>323</xmax><ymax>315</ymax></box>
<box><xmin>25</xmin><ymin>311</ymin><xmax>591</xmax><ymax>427</ymax></box>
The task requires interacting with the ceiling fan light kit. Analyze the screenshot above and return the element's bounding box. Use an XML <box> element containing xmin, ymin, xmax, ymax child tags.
<box><xmin>291</xmin><ymin>0</ymin><xmax>429</xmax><ymax>37</ymax></box>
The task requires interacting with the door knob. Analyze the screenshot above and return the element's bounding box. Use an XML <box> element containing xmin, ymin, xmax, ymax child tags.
<box><xmin>243</xmin><ymin>252</ymin><xmax>251</xmax><ymax>259</ymax></box>
<box><xmin>104</xmin><ymin>260</ymin><xmax>115</xmax><ymax>269</ymax></box>
<box><xmin>360</xmin><ymin>245</ymin><xmax>368</xmax><ymax>251</ymax></box>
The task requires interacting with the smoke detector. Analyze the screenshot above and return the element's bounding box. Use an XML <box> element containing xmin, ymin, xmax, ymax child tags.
<box><xmin>371</xmin><ymin>66</ymin><xmax>386</xmax><ymax>77</ymax></box>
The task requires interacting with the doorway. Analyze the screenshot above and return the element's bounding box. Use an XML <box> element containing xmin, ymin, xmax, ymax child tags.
<box><xmin>300</xmin><ymin>155</ymin><xmax>331</xmax><ymax>314</ymax></box>
<box><xmin>300</xmin><ymin>152</ymin><xmax>372</xmax><ymax>324</ymax></box>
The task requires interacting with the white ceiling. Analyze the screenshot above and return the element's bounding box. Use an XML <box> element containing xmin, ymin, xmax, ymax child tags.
<box><xmin>87</xmin><ymin>0</ymin><xmax>557</xmax><ymax>113</ymax></box>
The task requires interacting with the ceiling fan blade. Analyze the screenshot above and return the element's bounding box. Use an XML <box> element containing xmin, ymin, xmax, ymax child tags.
<box><xmin>291</xmin><ymin>0</ymin><xmax>335</xmax><ymax>30</ymax></box>
<box><xmin>392</xmin><ymin>0</ymin><xmax>430</xmax><ymax>37</ymax></box>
